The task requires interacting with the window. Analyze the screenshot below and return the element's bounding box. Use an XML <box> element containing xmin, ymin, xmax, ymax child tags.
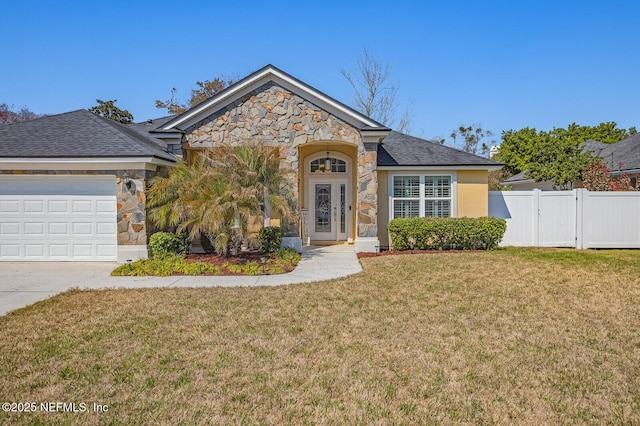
<box><xmin>393</xmin><ymin>176</ymin><xmax>420</xmax><ymax>218</ymax></box>
<box><xmin>310</xmin><ymin>158</ymin><xmax>346</xmax><ymax>173</ymax></box>
<box><xmin>392</xmin><ymin>175</ymin><xmax>453</xmax><ymax>219</ymax></box>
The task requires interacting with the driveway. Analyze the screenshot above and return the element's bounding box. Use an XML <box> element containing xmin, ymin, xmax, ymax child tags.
<box><xmin>0</xmin><ymin>245</ymin><xmax>362</xmax><ymax>316</ymax></box>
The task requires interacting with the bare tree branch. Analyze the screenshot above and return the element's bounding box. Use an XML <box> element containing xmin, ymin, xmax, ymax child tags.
<box><xmin>341</xmin><ymin>49</ymin><xmax>401</xmax><ymax>128</ymax></box>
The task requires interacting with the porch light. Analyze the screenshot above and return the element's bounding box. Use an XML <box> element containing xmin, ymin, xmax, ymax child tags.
<box><xmin>122</xmin><ymin>171</ymin><xmax>132</xmax><ymax>190</ymax></box>
<box><xmin>324</xmin><ymin>151</ymin><xmax>331</xmax><ymax>172</ymax></box>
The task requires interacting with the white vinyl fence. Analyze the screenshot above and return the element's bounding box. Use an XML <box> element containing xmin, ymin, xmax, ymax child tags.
<box><xmin>489</xmin><ymin>189</ymin><xmax>640</xmax><ymax>249</ymax></box>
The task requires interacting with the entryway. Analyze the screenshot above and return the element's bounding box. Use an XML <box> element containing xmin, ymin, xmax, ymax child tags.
<box><xmin>309</xmin><ymin>178</ymin><xmax>348</xmax><ymax>241</ymax></box>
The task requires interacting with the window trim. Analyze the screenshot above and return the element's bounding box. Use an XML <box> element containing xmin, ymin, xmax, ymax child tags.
<box><xmin>388</xmin><ymin>172</ymin><xmax>457</xmax><ymax>220</ymax></box>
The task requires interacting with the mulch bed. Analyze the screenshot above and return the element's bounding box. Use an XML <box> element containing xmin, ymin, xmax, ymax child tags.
<box><xmin>184</xmin><ymin>251</ymin><xmax>295</xmax><ymax>275</ymax></box>
<box><xmin>185</xmin><ymin>251</ymin><xmax>268</xmax><ymax>267</ymax></box>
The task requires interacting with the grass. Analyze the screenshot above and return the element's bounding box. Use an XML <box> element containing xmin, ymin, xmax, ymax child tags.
<box><xmin>1</xmin><ymin>247</ymin><xmax>640</xmax><ymax>424</ymax></box>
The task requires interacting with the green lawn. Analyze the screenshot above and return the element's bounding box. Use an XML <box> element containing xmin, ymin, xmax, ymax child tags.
<box><xmin>1</xmin><ymin>248</ymin><xmax>640</xmax><ymax>424</ymax></box>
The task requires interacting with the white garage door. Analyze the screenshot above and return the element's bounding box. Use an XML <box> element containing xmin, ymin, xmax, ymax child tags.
<box><xmin>0</xmin><ymin>175</ymin><xmax>117</xmax><ymax>261</ymax></box>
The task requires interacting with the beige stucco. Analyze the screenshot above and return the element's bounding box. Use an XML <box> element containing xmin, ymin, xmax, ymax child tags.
<box><xmin>377</xmin><ymin>170</ymin><xmax>390</xmax><ymax>248</ymax></box>
<box><xmin>457</xmin><ymin>170</ymin><xmax>489</xmax><ymax>217</ymax></box>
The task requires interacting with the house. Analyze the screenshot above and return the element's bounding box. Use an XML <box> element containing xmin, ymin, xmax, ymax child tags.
<box><xmin>0</xmin><ymin>110</ymin><xmax>176</xmax><ymax>262</ymax></box>
<box><xmin>501</xmin><ymin>172</ymin><xmax>558</xmax><ymax>191</ymax></box>
<box><xmin>502</xmin><ymin>135</ymin><xmax>640</xmax><ymax>190</ymax></box>
<box><xmin>582</xmin><ymin>136</ymin><xmax>640</xmax><ymax>188</ymax></box>
<box><xmin>0</xmin><ymin>64</ymin><xmax>501</xmax><ymax>261</ymax></box>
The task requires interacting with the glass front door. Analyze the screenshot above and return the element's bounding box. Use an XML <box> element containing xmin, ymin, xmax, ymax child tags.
<box><xmin>310</xmin><ymin>179</ymin><xmax>348</xmax><ymax>241</ymax></box>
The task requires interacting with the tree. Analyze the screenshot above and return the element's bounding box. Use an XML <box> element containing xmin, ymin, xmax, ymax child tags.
<box><xmin>0</xmin><ymin>103</ymin><xmax>40</xmax><ymax>124</ymax></box>
<box><xmin>449</xmin><ymin>124</ymin><xmax>494</xmax><ymax>156</ymax></box>
<box><xmin>495</xmin><ymin>122</ymin><xmax>637</xmax><ymax>189</ymax></box>
<box><xmin>88</xmin><ymin>99</ymin><xmax>134</xmax><ymax>124</ymax></box>
<box><xmin>147</xmin><ymin>142</ymin><xmax>294</xmax><ymax>257</ymax></box>
<box><xmin>582</xmin><ymin>160</ymin><xmax>635</xmax><ymax>191</ymax></box>
<box><xmin>155</xmin><ymin>77</ymin><xmax>234</xmax><ymax>115</ymax></box>
<box><xmin>341</xmin><ymin>48</ymin><xmax>410</xmax><ymax>131</ymax></box>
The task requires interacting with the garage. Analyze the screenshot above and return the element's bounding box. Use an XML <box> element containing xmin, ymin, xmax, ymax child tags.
<box><xmin>0</xmin><ymin>175</ymin><xmax>117</xmax><ymax>261</ymax></box>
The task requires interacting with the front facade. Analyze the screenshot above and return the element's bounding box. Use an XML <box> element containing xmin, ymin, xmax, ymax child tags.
<box><xmin>0</xmin><ymin>65</ymin><xmax>501</xmax><ymax>261</ymax></box>
<box><xmin>152</xmin><ymin>65</ymin><xmax>502</xmax><ymax>252</ymax></box>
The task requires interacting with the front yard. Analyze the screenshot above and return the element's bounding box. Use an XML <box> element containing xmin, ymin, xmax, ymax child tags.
<box><xmin>1</xmin><ymin>248</ymin><xmax>639</xmax><ymax>424</ymax></box>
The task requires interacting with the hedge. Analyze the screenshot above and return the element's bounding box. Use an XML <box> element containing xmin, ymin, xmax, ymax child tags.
<box><xmin>388</xmin><ymin>217</ymin><xmax>507</xmax><ymax>251</ymax></box>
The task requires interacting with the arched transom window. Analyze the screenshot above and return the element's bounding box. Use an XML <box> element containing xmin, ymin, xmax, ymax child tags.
<box><xmin>310</xmin><ymin>157</ymin><xmax>347</xmax><ymax>173</ymax></box>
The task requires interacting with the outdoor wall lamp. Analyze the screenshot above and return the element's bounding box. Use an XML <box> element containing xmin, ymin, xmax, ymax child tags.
<box><xmin>122</xmin><ymin>171</ymin><xmax>132</xmax><ymax>190</ymax></box>
<box><xmin>324</xmin><ymin>150</ymin><xmax>331</xmax><ymax>171</ymax></box>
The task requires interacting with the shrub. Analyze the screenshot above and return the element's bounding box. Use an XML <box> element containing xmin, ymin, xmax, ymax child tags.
<box><xmin>273</xmin><ymin>248</ymin><xmax>301</xmax><ymax>264</ymax></box>
<box><xmin>258</xmin><ymin>226</ymin><xmax>284</xmax><ymax>253</ymax></box>
<box><xmin>149</xmin><ymin>232</ymin><xmax>190</xmax><ymax>258</ymax></box>
<box><xmin>388</xmin><ymin>217</ymin><xmax>507</xmax><ymax>251</ymax></box>
<box><xmin>111</xmin><ymin>254</ymin><xmax>221</xmax><ymax>277</ymax></box>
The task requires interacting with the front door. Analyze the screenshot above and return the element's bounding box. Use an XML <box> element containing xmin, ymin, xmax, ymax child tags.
<box><xmin>309</xmin><ymin>179</ymin><xmax>348</xmax><ymax>241</ymax></box>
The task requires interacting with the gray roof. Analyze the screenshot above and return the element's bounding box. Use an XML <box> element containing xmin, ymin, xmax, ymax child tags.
<box><xmin>0</xmin><ymin>110</ymin><xmax>176</xmax><ymax>161</ymax></box>
<box><xmin>586</xmin><ymin>133</ymin><xmax>640</xmax><ymax>172</ymax></box>
<box><xmin>503</xmin><ymin>171</ymin><xmax>529</xmax><ymax>183</ymax></box>
<box><xmin>129</xmin><ymin>115</ymin><xmax>177</xmax><ymax>137</ymax></box>
<box><xmin>378</xmin><ymin>131</ymin><xmax>503</xmax><ymax>167</ymax></box>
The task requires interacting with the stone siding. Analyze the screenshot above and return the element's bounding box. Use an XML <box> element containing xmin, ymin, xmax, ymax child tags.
<box><xmin>185</xmin><ymin>83</ymin><xmax>361</xmax><ymax>211</ymax></box>
<box><xmin>0</xmin><ymin>169</ymin><xmax>153</xmax><ymax>246</ymax></box>
<box><xmin>183</xmin><ymin>82</ymin><xmax>381</xmax><ymax>238</ymax></box>
<box><xmin>357</xmin><ymin>147</ymin><xmax>378</xmax><ymax>238</ymax></box>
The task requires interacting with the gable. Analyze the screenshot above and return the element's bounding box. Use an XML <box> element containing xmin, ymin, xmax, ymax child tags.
<box><xmin>182</xmin><ymin>81</ymin><xmax>363</xmax><ymax>149</ymax></box>
<box><xmin>161</xmin><ymin>64</ymin><xmax>387</xmax><ymax>133</ymax></box>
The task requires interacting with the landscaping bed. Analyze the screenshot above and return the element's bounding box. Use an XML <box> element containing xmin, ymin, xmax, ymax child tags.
<box><xmin>111</xmin><ymin>248</ymin><xmax>301</xmax><ymax>276</ymax></box>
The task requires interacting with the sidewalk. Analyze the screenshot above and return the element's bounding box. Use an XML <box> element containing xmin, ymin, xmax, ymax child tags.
<box><xmin>0</xmin><ymin>245</ymin><xmax>362</xmax><ymax>316</ymax></box>
<box><xmin>107</xmin><ymin>244</ymin><xmax>363</xmax><ymax>288</ymax></box>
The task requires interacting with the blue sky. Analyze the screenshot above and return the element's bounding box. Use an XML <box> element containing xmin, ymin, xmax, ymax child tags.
<box><xmin>1</xmin><ymin>1</ymin><xmax>638</xmax><ymax>144</ymax></box>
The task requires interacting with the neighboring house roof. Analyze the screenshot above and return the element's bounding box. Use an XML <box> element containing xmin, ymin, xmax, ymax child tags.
<box><xmin>588</xmin><ymin>133</ymin><xmax>640</xmax><ymax>173</ymax></box>
<box><xmin>378</xmin><ymin>131</ymin><xmax>503</xmax><ymax>168</ymax></box>
<box><xmin>502</xmin><ymin>171</ymin><xmax>557</xmax><ymax>190</ymax></box>
<box><xmin>0</xmin><ymin>110</ymin><xmax>176</xmax><ymax>161</ymax></box>
<box><xmin>161</xmin><ymin>64</ymin><xmax>390</xmax><ymax>134</ymax></box>
<box><xmin>503</xmin><ymin>134</ymin><xmax>640</xmax><ymax>188</ymax></box>
<box><xmin>502</xmin><ymin>171</ymin><xmax>528</xmax><ymax>183</ymax></box>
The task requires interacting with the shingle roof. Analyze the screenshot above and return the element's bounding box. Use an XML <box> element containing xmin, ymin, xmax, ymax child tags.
<box><xmin>129</xmin><ymin>115</ymin><xmax>177</xmax><ymax>138</ymax></box>
<box><xmin>588</xmin><ymin>133</ymin><xmax>640</xmax><ymax>172</ymax></box>
<box><xmin>378</xmin><ymin>131</ymin><xmax>503</xmax><ymax>167</ymax></box>
<box><xmin>0</xmin><ymin>110</ymin><xmax>176</xmax><ymax>161</ymax></box>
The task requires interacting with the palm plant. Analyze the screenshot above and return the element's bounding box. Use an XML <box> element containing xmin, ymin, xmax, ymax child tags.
<box><xmin>147</xmin><ymin>142</ymin><xmax>295</xmax><ymax>257</ymax></box>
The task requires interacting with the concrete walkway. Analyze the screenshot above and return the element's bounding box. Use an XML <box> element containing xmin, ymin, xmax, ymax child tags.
<box><xmin>0</xmin><ymin>245</ymin><xmax>362</xmax><ymax>316</ymax></box>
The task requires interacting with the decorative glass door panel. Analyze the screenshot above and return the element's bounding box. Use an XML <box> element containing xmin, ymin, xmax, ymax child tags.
<box><xmin>309</xmin><ymin>179</ymin><xmax>348</xmax><ymax>241</ymax></box>
<box><xmin>340</xmin><ymin>183</ymin><xmax>346</xmax><ymax>234</ymax></box>
<box><xmin>315</xmin><ymin>183</ymin><xmax>332</xmax><ymax>233</ymax></box>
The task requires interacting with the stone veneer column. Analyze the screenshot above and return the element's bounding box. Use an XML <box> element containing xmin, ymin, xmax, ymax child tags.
<box><xmin>116</xmin><ymin>169</ymin><xmax>151</xmax><ymax>262</ymax></box>
<box><xmin>355</xmin><ymin>142</ymin><xmax>380</xmax><ymax>252</ymax></box>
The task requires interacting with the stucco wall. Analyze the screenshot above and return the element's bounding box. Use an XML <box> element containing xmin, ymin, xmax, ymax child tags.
<box><xmin>457</xmin><ymin>170</ymin><xmax>489</xmax><ymax>217</ymax></box>
<box><xmin>376</xmin><ymin>170</ymin><xmax>390</xmax><ymax>248</ymax></box>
